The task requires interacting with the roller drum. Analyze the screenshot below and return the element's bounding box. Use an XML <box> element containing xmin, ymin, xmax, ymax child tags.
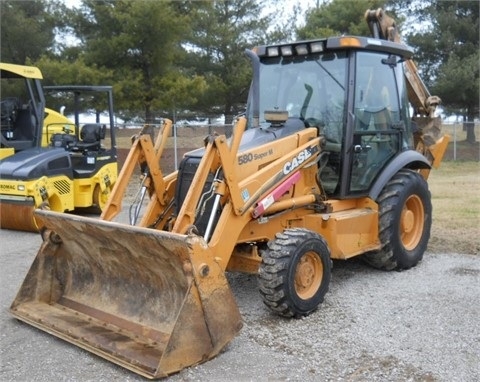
<box><xmin>0</xmin><ymin>199</ymin><xmax>39</xmax><ymax>232</ymax></box>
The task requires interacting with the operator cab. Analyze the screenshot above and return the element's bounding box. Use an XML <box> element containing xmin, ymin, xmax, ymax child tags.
<box><xmin>0</xmin><ymin>63</ymin><xmax>45</xmax><ymax>154</ymax></box>
<box><xmin>247</xmin><ymin>36</ymin><xmax>414</xmax><ymax>198</ymax></box>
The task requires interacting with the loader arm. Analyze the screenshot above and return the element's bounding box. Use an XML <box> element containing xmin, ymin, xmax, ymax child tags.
<box><xmin>171</xmin><ymin>117</ymin><xmax>246</xmax><ymax>234</ymax></box>
<box><xmin>100</xmin><ymin>120</ymin><xmax>172</xmax><ymax>222</ymax></box>
<box><xmin>173</xmin><ymin>117</ymin><xmax>323</xmax><ymax>270</ymax></box>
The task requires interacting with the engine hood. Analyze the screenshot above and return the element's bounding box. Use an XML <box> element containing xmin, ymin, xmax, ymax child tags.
<box><xmin>0</xmin><ymin>147</ymin><xmax>73</xmax><ymax>180</ymax></box>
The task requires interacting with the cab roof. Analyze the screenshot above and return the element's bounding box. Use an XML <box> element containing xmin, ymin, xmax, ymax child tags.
<box><xmin>255</xmin><ymin>36</ymin><xmax>414</xmax><ymax>60</ymax></box>
<box><xmin>0</xmin><ymin>62</ymin><xmax>43</xmax><ymax>79</ymax></box>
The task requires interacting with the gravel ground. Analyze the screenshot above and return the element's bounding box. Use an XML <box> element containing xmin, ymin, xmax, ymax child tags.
<box><xmin>1</xmin><ymin>225</ymin><xmax>479</xmax><ymax>382</ymax></box>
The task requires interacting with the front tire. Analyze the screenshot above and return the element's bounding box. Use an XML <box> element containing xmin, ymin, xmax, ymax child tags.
<box><xmin>364</xmin><ymin>169</ymin><xmax>432</xmax><ymax>271</ymax></box>
<box><xmin>258</xmin><ymin>228</ymin><xmax>332</xmax><ymax>318</ymax></box>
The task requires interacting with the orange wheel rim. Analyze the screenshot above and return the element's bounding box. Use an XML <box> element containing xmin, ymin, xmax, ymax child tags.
<box><xmin>294</xmin><ymin>251</ymin><xmax>323</xmax><ymax>299</ymax></box>
<box><xmin>400</xmin><ymin>194</ymin><xmax>424</xmax><ymax>250</ymax></box>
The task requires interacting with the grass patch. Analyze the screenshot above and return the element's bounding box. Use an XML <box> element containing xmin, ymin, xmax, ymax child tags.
<box><xmin>428</xmin><ymin>161</ymin><xmax>479</xmax><ymax>255</ymax></box>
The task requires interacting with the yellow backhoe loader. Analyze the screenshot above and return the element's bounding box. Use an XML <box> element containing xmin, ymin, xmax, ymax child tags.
<box><xmin>0</xmin><ymin>65</ymin><xmax>118</xmax><ymax>231</ymax></box>
<box><xmin>10</xmin><ymin>9</ymin><xmax>449</xmax><ymax>379</ymax></box>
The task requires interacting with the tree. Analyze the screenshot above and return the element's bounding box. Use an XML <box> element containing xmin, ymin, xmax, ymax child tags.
<box><xmin>69</xmin><ymin>0</ymin><xmax>206</xmax><ymax>123</ymax></box>
<box><xmin>407</xmin><ymin>1</ymin><xmax>479</xmax><ymax>143</ymax></box>
<box><xmin>0</xmin><ymin>0</ymin><xmax>68</xmax><ymax>64</ymax></box>
<box><xmin>182</xmin><ymin>0</ymin><xmax>277</xmax><ymax>123</ymax></box>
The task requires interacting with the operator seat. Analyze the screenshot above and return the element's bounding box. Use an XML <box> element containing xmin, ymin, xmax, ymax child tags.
<box><xmin>356</xmin><ymin>107</ymin><xmax>392</xmax><ymax>131</ymax></box>
<box><xmin>75</xmin><ymin>123</ymin><xmax>106</xmax><ymax>152</ymax></box>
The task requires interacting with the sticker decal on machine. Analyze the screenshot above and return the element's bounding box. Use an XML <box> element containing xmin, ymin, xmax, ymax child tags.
<box><xmin>282</xmin><ymin>146</ymin><xmax>318</xmax><ymax>175</ymax></box>
<box><xmin>241</xmin><ymin>188</ymin><xmax>250</xmax><ymax>202</ymax></box>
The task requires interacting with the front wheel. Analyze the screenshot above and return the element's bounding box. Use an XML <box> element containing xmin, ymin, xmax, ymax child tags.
<box><xmin>258</xmin><ymin>228</ymin><xmax>332</xmax><ymax>318</ymax></box>
<box><xmin>363</xmin><ymin>169</ymin><xmax>432</xmax><ymax>271</ymax></box>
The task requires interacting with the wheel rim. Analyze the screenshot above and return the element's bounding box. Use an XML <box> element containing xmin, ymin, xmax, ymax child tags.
<box><xmin>294</xmin><ymin>251</ymin><xmax>323</xmax><ymax>300</ymax></box>
<box><xmin>400</xmin><ymin>194</ymin><xmax>424</xmax><ymax>250</ymax></box>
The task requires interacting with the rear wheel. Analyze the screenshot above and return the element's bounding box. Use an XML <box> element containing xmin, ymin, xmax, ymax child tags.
<box><xmin>258</xmin><ymin>228</ymin><xmax>331</xmax><ymax>318</ymax></box>
<box><xmin>363</xmin><ymin>169</ymin><xmax>432</xmax><ymax>271</ymax></box>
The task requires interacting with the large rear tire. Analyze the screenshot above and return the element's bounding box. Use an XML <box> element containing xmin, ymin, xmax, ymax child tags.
<box><xmin>258</xmin><ymin>228</ymin><xmax>331</xmax><ymax>318</ymax></box>
<box><xmin>364</xmin><ymin>169</ymin><xmax>432</xmax><ymax>271</ymax></box>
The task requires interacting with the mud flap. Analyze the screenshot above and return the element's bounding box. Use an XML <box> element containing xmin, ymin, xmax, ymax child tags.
<box><xmin>10</xmin><ymin>209</ymin><xmax>242</xmax><ymax>379</ymax></box>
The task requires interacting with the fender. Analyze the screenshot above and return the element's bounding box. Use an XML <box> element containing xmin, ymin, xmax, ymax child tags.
<box><xmin>369</xmin><ymin>150</ymin><xmax>430</xmax><ymax>200</ymax></box>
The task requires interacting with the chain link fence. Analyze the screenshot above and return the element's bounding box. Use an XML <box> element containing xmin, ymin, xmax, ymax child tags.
<box><xmin>114</xmin><ymin>122</ymin><xmax>235</xmax><ymax>172</ymax></box>
<box><xmin>161</xmin><ymin>121</ymin><xmax>480</xmax><ymax>162</ymax></box>
<box><xmin>441</xmin><ymin>122</ymin><xmax>479</xmax><ymax>161</ymax></box>
<box><xmin>114</xmin><ymin>120</ymin><xmax>479</xmax><ymax>172</ymax></box>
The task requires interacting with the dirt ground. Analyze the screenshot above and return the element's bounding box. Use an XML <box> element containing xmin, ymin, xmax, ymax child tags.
<box><xmin>1</xmin><ymin>228</ymin><xmax>479</xmax><ymax>382</ymax></box>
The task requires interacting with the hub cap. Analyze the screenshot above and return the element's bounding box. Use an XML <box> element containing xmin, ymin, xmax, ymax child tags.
<box><xmin>400</xmin><ymin>194</ymin><xmax>424</xmax><ymax>250</ymax></box>
<box><xmin>295</xmin><ymin>251</ymin><xmax>323</xmax><ymax>299</ymax></box>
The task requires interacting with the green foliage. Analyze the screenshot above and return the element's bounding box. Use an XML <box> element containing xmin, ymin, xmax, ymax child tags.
<box><xmin>1</xmin><ymin>0</ymin><xmax>477</xmax><ymax>129</ymax></box>
<box><xmin>434</xmin><ymin>52</ymin><xmax>480</xmax><ymax>111</ymax></box>
<box><xmin>155</xmin><ymin>74</ymin><xmax>208</xmax><ymax>111</ymax></box>
<box><xmin>406</xmin><ymin>0</ymin><xmax>479</xmax><ymax>127</ymax></box>
<box><xmin>0</xmin><ymin>0</ymin><xmax>67</xmax><ymax>63</ymax></box>
<box><xmin>183</xmin><ymin>0</ymin><xmax>276</xmax><ymax>121</ymax></box>
<box><xmin>68</xmin><ymin>0</ymin><xmax>203</xmax><ymax>122</ymax></box>
<box><xmin>34</xmin><ymin>56</ymin><xmax>113</xmax><ymax>86</ymax></box>
<box><xmin>296</xmin><ymin>0</ymin><xmax>391</xmax><ymax>40</ymax></box>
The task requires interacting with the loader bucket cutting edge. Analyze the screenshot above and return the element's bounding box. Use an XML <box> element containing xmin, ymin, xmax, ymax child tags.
<box><xmin>10</xmin><ymin>209</ymin><xmax>242</xmax><ymax>379</ymax></box>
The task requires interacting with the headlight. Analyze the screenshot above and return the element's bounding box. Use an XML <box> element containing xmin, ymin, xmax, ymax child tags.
<box><xmin>295</xmin><ymin>44</ymin><xmax>308</xmax><ymax>55</ymax></box>
<box><xmin>267</xmin><ymin>47</ymin><xmax>279</xmax><ymax>57</ymax></box>
<box><xmin>310</xmin><ymin>41</ymin><xmax>324</xmax><ymax>53</ymax></box>
<box><xmin>281</xmin><ymin>46</ymin><xmax>293</xmax><ymax>56</ymax></box>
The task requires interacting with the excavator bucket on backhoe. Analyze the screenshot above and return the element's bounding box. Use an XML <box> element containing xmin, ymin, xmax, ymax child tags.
<box><xmin>10</xmin><ymin>209</ymin><xmax>242</xmax><ymax>379</ymax></box>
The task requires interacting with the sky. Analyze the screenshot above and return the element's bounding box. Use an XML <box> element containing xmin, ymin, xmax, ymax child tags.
<box><xmin>63</xmin><ymin>0</ymin><xmax>317</xmax><ymax>9</ymax></box>
<box><xmin>63</xmin><ymin>0</ymin><xmax>81</xmax><ymax>9</ymax></box>
<box><xmin>63</xmin><ymin>0</ymin><xmax>318</xmax><ymax>27</ymax></box>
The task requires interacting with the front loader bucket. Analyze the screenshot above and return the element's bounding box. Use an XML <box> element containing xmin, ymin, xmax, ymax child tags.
<box><xmin>10</xmin><ymin>209</ymin><xmax>242</xmax><ymax>379</ymax></box>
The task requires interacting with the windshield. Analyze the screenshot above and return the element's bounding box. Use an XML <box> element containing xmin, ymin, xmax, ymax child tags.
<box><xmin>248</xmin><ymin>51</ymin><xmax>347</xmax><ymax>132</ymax></box>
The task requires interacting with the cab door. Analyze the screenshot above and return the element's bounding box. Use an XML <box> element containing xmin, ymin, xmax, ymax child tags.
<box><xmin>347</xmin><ymin>51</ymin><xmax>409</xmax><ymax>194</ymax></box>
